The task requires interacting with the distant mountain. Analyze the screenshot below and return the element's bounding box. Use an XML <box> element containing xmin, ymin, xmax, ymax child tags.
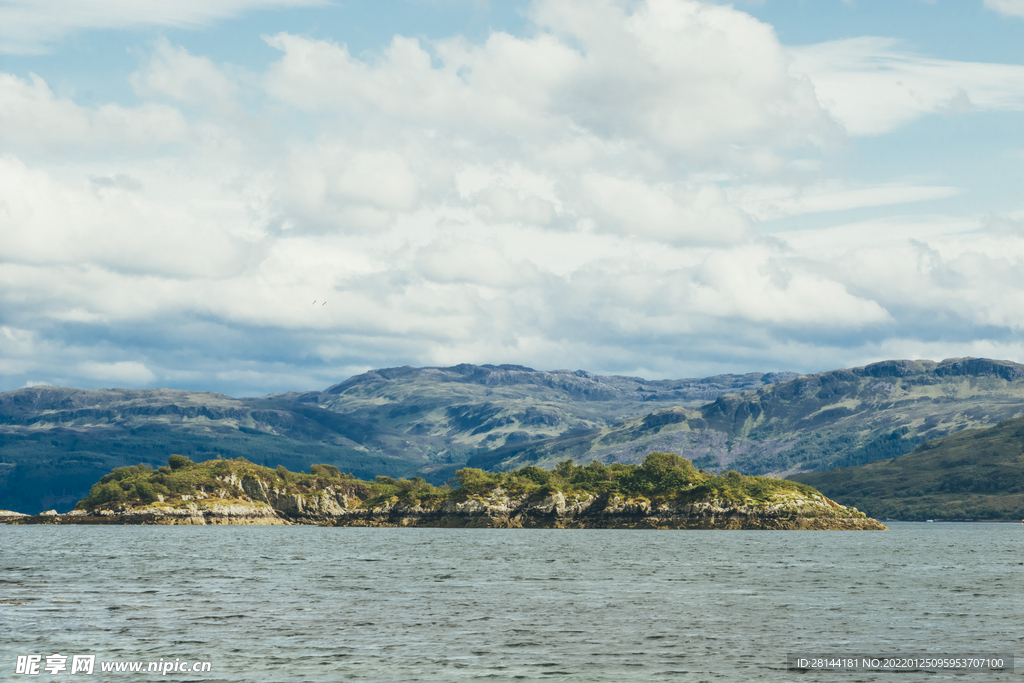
<box><xmin>6</xmin><ymin>358</ymin><xmax>1024</xmax><ymax>515</ymax></box>
<box><xmin>313</xmin><ymin>364</ymin><xmax>795</xmax><ymax>452</ymax></box>
<box><xmin>468</xmin><ymin>358</ymin><xmax>1024</xmax><ymax>477</ymax></box>
<box><xmin>790</xmin><ymin>416</ymin><xmax>1024</xmax><ymax>520</ymax></box>
<box><xmin>0</xmin><ymin>365</ymin><xmax>792</xmax><ymax>513</ymax></box>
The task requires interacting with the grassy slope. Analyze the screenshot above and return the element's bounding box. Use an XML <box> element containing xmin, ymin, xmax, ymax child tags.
<box><xmin>789</xmin><ymin>416</ymin><xmax>1024</xmax><ymax>520</ymax></box>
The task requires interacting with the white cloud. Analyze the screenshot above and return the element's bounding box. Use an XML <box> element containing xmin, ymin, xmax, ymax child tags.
<box><xmin>790</xmin><ymin>37</ymin><xmax>1024</xmax><ymax>135</ymax></box>
<box><xmin>0</xmin><ymin>0</ymin><xmax>326</xmax><ymax>54</ymax></box>
<box><xmin>780</xmin><ymin>217</ymin><xmax>1024</xmax><ymax>333</ymax></box>
<box><xmin>688</xmin><ymin>245</ymin><xmax>893</xmax><ymax>327</ymax></box>
<box><xmin>0</xmin><ymin>73</ymin><xmax>188</xmax><ymax>152</ymax></box>
<box><xmin>0</xmin><ymin>155</ymin><xmax>254</xmax><ymax>278</ymax></box>
<box><xmin>985</xmin><ymin>0</ymin><xmax>1024</xmax><ymax>18</ymax></box>
<box><xmin>130</xmin><ymin>37</ymin><xmax>240</xmax><ymax>114</ymax></box>
<box><xmin>731</xmin><ymin>182</ymin><xmax>961</xmax><ymax>221</ymax></box>
<box><xmin>582</xmin><ymin>175</ymin><xmax>751</xmax><ymax>244</ymax></box>
<box><xmin>262</xmin><ymin>31</ymin><xmax>583</xmax><ymax>135</ymax></box>
<box><xmin>415</xmin><ymin>240</ymin><xmax>540</xmax><ymax>288</ymax></box>
<box><xmin>528</xmin><ymin>0</ymin><xmax>837</xmax><ymax>156</ymax></box>
<box><xmin>78</xmin><ymin>361</ymin><xmax>156</xmax><ymax>385</ymax></box>
<box><xmin>455</xmin><ymin>165</ymin><xmax>561</xmax><ymax>225</ymax></box>
<box><xmin>264</xmin><ymin>0</ymin><xmax>837</xmax><ymax>163</ymax></box>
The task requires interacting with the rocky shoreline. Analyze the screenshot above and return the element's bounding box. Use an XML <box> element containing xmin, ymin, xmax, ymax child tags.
<box><xmin>6</xmin><ymin>489</ymin><xmax>886</xmax><ymax>530</ymax></box>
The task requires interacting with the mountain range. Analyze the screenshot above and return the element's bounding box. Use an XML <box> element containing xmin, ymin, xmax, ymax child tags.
<box><xmin>471</xmin><ymin>358</ymin><xmax>1024</xmax><ymax>476</ymax></box>
<box><xmin>0</xmin><ymin>365</ymin><xmax>790</xmax><ymax>512</ymax></box>
<box><xmin>3</xmin><ymin>358</ymin><xmax>1024</xmax><ymax>515</ymax></box>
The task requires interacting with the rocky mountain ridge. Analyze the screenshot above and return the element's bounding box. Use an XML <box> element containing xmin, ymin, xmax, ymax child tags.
<box><xmin>473</xmin><ymin>357</ymin><xmax>1024</xmax><ymax>476</ymax></box>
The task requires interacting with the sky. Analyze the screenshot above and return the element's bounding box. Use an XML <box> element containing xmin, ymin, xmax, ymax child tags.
<box><xmin>2</xmin><ymin>0</ymin><xmax>1024</xmax><ymax>397</ymax></box>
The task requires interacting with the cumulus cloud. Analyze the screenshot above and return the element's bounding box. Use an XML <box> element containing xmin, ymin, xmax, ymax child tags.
<box><xmin>0</xmin><ymin>155</ymin><xmax>254</xmax><ymax>277</ymax></box>
<box><xmin>264</xmin><ymin>0</ymin><xmax>836</xmax><ymax>163</ymax></box>
<box><xmin>582</xmin><ymin>176</ymin><xmax>751</xmax><ymax>244</ymax></box>
<box><xmin>3</xmin><ymin>0</ymin><xmax>1024</xmax><ymax>394</ymax></box>
<box><xmin>528</xmin><ymin>0</ymin><xmax>836</xmax><ymax>156</ymax></box>
<box><xmin>130</xmin><ymin>37</ymin><xmax>241</xmax><ymax>114</ymax></box>
<box><xmin>688</xmin><ymin>246</ymin><xmax>892</xmax><ymax>328</ymax></box>
<box><xmin>415</xmin><ymin>241</ymin><xmax>540</xmax><ymax>288</ymax></box>
<box><xmin>0</xmin><ymin>73</ymin><xmax>188</xmax><ymax>152</ymax></box>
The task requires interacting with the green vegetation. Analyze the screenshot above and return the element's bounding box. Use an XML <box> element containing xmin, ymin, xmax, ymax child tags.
<box><xmin>79</xmin><ymin>455</ymin><xmax>361</xmax><ymax>511</ymax></box>
<box><xmin>76</xmin><ymin>451</ymin><xmax>823</xmax><ymax>512</ymax></box>
<box><xmin>450</xmin><ymin>453</ymin><xmax>818</xmax><ymax>506</ymax></box>
<box><xmin>790</xmin><ymin>416</ymin><xmax>1024</xmax><ymax>520</ymax></box>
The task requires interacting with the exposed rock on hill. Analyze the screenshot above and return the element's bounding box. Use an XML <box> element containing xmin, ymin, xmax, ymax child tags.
<box><xmin>472</xmin><ymin>358</ymin><xmax>1024</xmax><ymax>477</ymax></box>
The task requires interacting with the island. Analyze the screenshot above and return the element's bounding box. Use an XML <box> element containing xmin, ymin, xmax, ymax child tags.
<box><xmin>7</xmin><ymin>453</ymin><xmax>886</xmax><ymax>529</ymax></box>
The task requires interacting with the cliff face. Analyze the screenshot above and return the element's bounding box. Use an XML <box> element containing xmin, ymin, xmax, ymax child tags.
<box><xmin>322</xmin><ymin>489</ymin><xmax>886</xmax><ymax>530</ymax></box>
<box><xmin>11</xmin><ymin>486</ymin><xmax>885</xmax><ymax>530</ymax></box>
<box><xmin>45</xmin><ymin>503</ymin><xmax>288</xmax><ymax>525</ymax></box>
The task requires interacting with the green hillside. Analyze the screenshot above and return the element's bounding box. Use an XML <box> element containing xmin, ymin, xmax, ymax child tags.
<box><xmin>790</xmin><ymin>416</ymin><xmax>1024</xmax><ymax>520</ymax></box>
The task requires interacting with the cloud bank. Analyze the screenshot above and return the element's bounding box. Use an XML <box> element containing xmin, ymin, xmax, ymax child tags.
<box><xmin>2</xmin><ymin>0</ymin><xmax>1024</xmax><ymax>395</ymax></box>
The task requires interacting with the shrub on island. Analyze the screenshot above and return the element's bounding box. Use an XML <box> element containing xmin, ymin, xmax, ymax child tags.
<box><xmin>75</xmin><ymin>452</ymin><xmax>822</xmax><ymax>513</ymax></box>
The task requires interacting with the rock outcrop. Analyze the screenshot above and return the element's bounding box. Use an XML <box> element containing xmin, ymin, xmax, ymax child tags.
<box><xmin>8</xmin><ymin>488</ymin><xmax>886</xmax><ymax>529</ymax></box>
<box><xmin>10</xmin><ymin>503</ymin><xmax>288</xmax><ymax>525</ymax></box>
<box><xmin>317</xmin><ymin>489</ymin><xmax>886</xmax><ymax>530</ymax></box>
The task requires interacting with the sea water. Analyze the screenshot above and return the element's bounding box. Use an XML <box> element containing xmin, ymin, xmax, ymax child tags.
<box><xmin>1</xmin><ymin>523</ymin><xmax>1020</xmax><ymax>682</ymax></box>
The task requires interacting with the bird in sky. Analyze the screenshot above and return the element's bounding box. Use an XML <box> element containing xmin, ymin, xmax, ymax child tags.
<box><xmin>312</xmin><ymin>300</ymin><xmax>316</xmax><ymax>305</ymax></box>
<box><xmin>322</xmin><ymin>301</ymin><xmax>326</xmax><ymax>306</ymax></box>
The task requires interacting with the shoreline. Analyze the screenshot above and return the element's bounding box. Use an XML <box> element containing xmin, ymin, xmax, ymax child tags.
<box><xmin>4</xmin><ymin>491</ymin><xmax>887</xmax><ymax>530</ymax></box>
<box><xmin>8</xmin><ymin>515</ymin><xmax>1019</xmax><ymax>525</ymax></box>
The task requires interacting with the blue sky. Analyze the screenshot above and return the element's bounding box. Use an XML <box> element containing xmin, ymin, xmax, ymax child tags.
<box><xmin>2</xmin><ymin>0</ymin><xmax>1024</xmax><ymax>396</ymax></box>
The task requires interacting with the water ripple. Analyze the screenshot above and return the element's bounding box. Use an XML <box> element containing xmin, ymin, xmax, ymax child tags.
<box><xmin>0</xmin><ymin>523</ymin><xmax>1020</xmax><ymax>681</ymax></box>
